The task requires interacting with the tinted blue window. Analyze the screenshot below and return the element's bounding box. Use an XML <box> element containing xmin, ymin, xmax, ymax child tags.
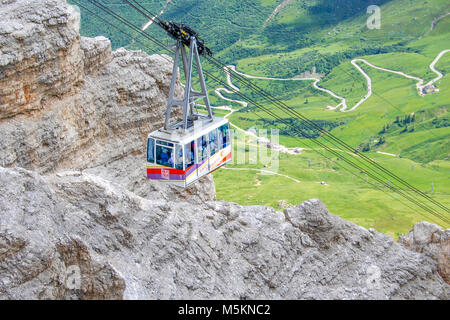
<box><xmin>209</xmin><ymin>129</ymin><xmax>218</xmax><ymax>155</ymax></box>
<box><xmin>156</xmin><ymin>145</ymin><xmax>174</xmax><ymax>168</ymax></box>
<box><xmin>185</xmin><ymin>141</ymin><xmax>195</xmax><ymax>169</ymax></box>
<box><xmin>175</xmin><ymin>144</ymin><xmax>183</xmax><ymax>170</ymax></box>
<box><xmin>218</xmin><ymin>124</ymin><xmax>230</xmax><ymax>149</ymax></box>
<box><xmin>197</xmin><ymin>134</ymin><xmax>208</xmax><ymax>162</ymax></box>
<box><xmin>156</xmin><ymin>140</ymin><xmax>174</xmax><ymax>147</ymax></box>
<box><xmin>147</xmin><ymin>138</ymin><xmax>155</xmax><ymax>163</ymax></box>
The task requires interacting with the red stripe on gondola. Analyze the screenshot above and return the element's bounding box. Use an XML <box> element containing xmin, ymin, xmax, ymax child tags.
<box><xmin>147</xmin><ymin>168</ymin><xmax>186</xmax><ymax>175</ymax></box>
<box><xmin>147</xmin><ymin>152</ymin><xmax>231</xmax><ymax>176</ymax></box>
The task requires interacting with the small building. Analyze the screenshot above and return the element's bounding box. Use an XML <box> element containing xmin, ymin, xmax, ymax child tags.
<box><xmin>422</xmin><ymin>85</ymin><xmax>439</xmax><ymax>94</ymax></box>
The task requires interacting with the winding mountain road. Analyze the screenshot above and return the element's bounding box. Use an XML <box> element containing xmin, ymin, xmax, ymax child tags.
<box><xmin>209</xmin><ymin>48</ymin><xmax>449</xmax><ymax>165</ymax></box>
<box><xmin>218</xmin><ymin>49</ymin><xmax>450</xmax><ymax>113</ymax></box>
<box><xmin>345</xmin><ymin>49</ymin><xmax>450</xmax><ymax>111</ymax></box>
<box><xmin>210</xmin><ymin>12</ymin><xmax>450</xmax><ymax>183</ymax></box>
<box><xmin>263</xmin><ymin>0</ymin><xmax>294</xmax><ymax>28</ymax></box>
<box><xmin>427</xmin><ymin>49</ymin><xmax>450</xmax><ymax>87</ymax></box>
<box><xmin>423</xmin><ymin>12</ymin><xmax>450</xmax><ymax>38</ymax></box>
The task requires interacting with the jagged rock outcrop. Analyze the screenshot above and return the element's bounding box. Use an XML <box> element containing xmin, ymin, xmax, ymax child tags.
<box><xmin>0</xmin><ymin>0</ymin><xmax>216</xmax><ymax>202</ymax></box>
<box><xmin>0</xmin><ymin>0</ymin><xmax>177</xmax><ymax>173</ymax></box>
<box><xmin>0</xmin><ymin>167</ymin><xmax>448</xmax><ymax>299</ymax></box>
<box><xmin>84</xmin><ymin>153</ymin><xmax>216</xmax><ymax>204</ymax></box>
<box><xmin>399</xmin><ymin>222</ymin><xmax>449</xmax><ymax>284</ymax></box>
<box><xmin>80</xmin><ymin>36</ymin><xmax>112</xmax><ymax>75</ymax></box>
<box><xmin>0</xmin><ymin>168</ymin><xmax>126</xmax><ymax>299</ymax></box>
<box><xmin>0</xmin><ymin>0</ymin><xmax>83</xmax><ymax>119</ymax></box>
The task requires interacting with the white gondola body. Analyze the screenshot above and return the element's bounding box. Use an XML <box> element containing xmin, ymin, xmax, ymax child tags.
<box><xmin>146</xmin><ymin>117</ymin><xmax>232</xmax><ymax>188</ymax></box>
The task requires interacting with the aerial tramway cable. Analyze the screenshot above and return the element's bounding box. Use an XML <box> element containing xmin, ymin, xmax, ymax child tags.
<box><xmin>123</xmin><ymin>0</ymin><xmax>450</xmax><ymax>217</ymax></box>
<box><xmin>83</xmin><ymin>0</ymin><xmax>450</xmax><ymax>224</ymax></box>
<box><xmin>70</xmin><ymin>0</ymin><xmax>437</xmax><ymax>224</ymax></box>
<box><xmin>72</xmin><ymin>0</ymin><xmax>449</xmax><ymax>225</ymax></box>
<box><xmin>206</xmin><ymin>56</ymin><xmax>450</xmax><ymax>215</ymax></box>
<box><xmin>85</xmin><ymin>0</ymin><xmax>450</xmax><ymax>224</ymax></box>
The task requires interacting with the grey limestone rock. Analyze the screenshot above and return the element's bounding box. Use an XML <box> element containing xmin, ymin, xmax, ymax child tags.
<box><xmin>399</xmin><ymin>222</ymin><xmax>449</xmax><ymax>284</ymax></box>
<box><xmin>0</xmin><ymin>167</ymin><xmax>448</xmax><ymax>299</ymax></box>
<box><xmin>0</xmin><ymin>0</ymin><xmax>448</xmax><ymax>300</ymax></box>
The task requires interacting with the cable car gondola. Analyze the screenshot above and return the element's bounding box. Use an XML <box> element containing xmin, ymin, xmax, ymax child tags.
<box><xmin>146</xmin><ymin>23</ymin><xmax>232</xmax><ymax>188</ymax></box>
<box><xmin>147</xmin><ymin>116</ymin><xmax>231</xmax><ymax>188</ymax></box>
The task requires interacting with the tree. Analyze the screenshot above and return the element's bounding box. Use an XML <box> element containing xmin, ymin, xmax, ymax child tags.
<box><xmin>362</xmin><ymin>143</ymin><xmax>371</xmax><ymax>152</ymax></box>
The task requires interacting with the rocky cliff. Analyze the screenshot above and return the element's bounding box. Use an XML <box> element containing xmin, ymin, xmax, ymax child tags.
<box><xmin>0</xmin><ymin>0</ymin><xmax>448</xmax><ymax>300</ymax></box>
<box><xmin>399</xmin><ymin>222</ymin><xmax>449</xmax><ymax>284</ymax></box>
<box><xmin>1</xmin><ymin>167</ymin><xmax>448</xmax><ymax>299</ymax></box>
<box><xmin>0</xmin><ymin>0</ymin><xmax>216</xmax><ymax>202</ymax></box>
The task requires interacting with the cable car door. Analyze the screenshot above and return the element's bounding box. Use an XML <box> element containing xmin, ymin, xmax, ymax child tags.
<box><xmin>197</xmin><ymin>134</ymin><xmax>209</xmax><ymax>178</ymax></box>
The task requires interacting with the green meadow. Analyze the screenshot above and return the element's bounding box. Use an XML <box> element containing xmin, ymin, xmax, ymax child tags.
<box><xmin>213</xmin><ymin>0</ymin><xmax>450</xmax><ymax>236</ymax></box>
<box><xmin>74</xmin><ymin>0</ymin><xmax>450</xmax><ymax>236</ymax></box>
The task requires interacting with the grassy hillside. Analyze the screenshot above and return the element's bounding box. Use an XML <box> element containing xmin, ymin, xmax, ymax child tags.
<box><xmin>214</xmin><ymin>143</ymin><xmax>450</xmax><ymax>238</ymax></box>
<box><xmin>73</xmin><ymin>0</ymin><xmax>450</xmax><ymax>235</ymax></box>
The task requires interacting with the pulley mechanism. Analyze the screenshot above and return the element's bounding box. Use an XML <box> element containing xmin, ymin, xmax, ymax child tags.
<box><xmin>146</xmin><ymin>21</ymin><xmax>232</xmax><ymax>188</ymax></box>
<box><xmin>163</xmin><ymin>22</ymin><xmax>214</xmax><ymax>131</ymax></box>
<box><xmin>158</xmin><ymin>21</ymin><xmax>212</xmax><ymax>57</ymax></box>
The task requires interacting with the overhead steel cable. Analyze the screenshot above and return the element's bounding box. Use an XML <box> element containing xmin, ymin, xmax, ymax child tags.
<box><xmin>91</xmin><ymin>0</ymin><xmax>450</xmax><ymax>224</ymax></box>
<box><xmin>86</xmin><ymin>0</ymin><xmax>450</xmax><ymax>224</ymax></box>
<box><xmin>72</xmin><ymin>0</ymin><xmax>449</xmax><ymax>225</ymax></box>
<box><xmin>124</xmin><ymin>0</ymin><xmax>450</xmax><ymax>216</ymax></box>
<box><xmin>205</xmin><ymin>53</ymin><xmax>450</xmax><ymax>215</ymax></box>
<box><xmin>164</xmin><ymin>0</ymin><xmax>447</xmax><ymax>149</ymax></box>
<box><xmin>200</xmin><ymin>50</ymin><xmax>450</xmax><ymax>215</ymax></box>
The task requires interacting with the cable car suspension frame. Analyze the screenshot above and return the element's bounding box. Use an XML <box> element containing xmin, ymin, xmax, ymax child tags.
<box><xmin>165</xmin><ymin>36</ymin><xmax>213</xmax><ymax>131</ymax></box>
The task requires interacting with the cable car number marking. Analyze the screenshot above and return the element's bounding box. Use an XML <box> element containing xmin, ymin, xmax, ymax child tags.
<box><xmin>162</xmin><ymin>169</ymin><xmax>170</xmax><ymax>180</ymax></box>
